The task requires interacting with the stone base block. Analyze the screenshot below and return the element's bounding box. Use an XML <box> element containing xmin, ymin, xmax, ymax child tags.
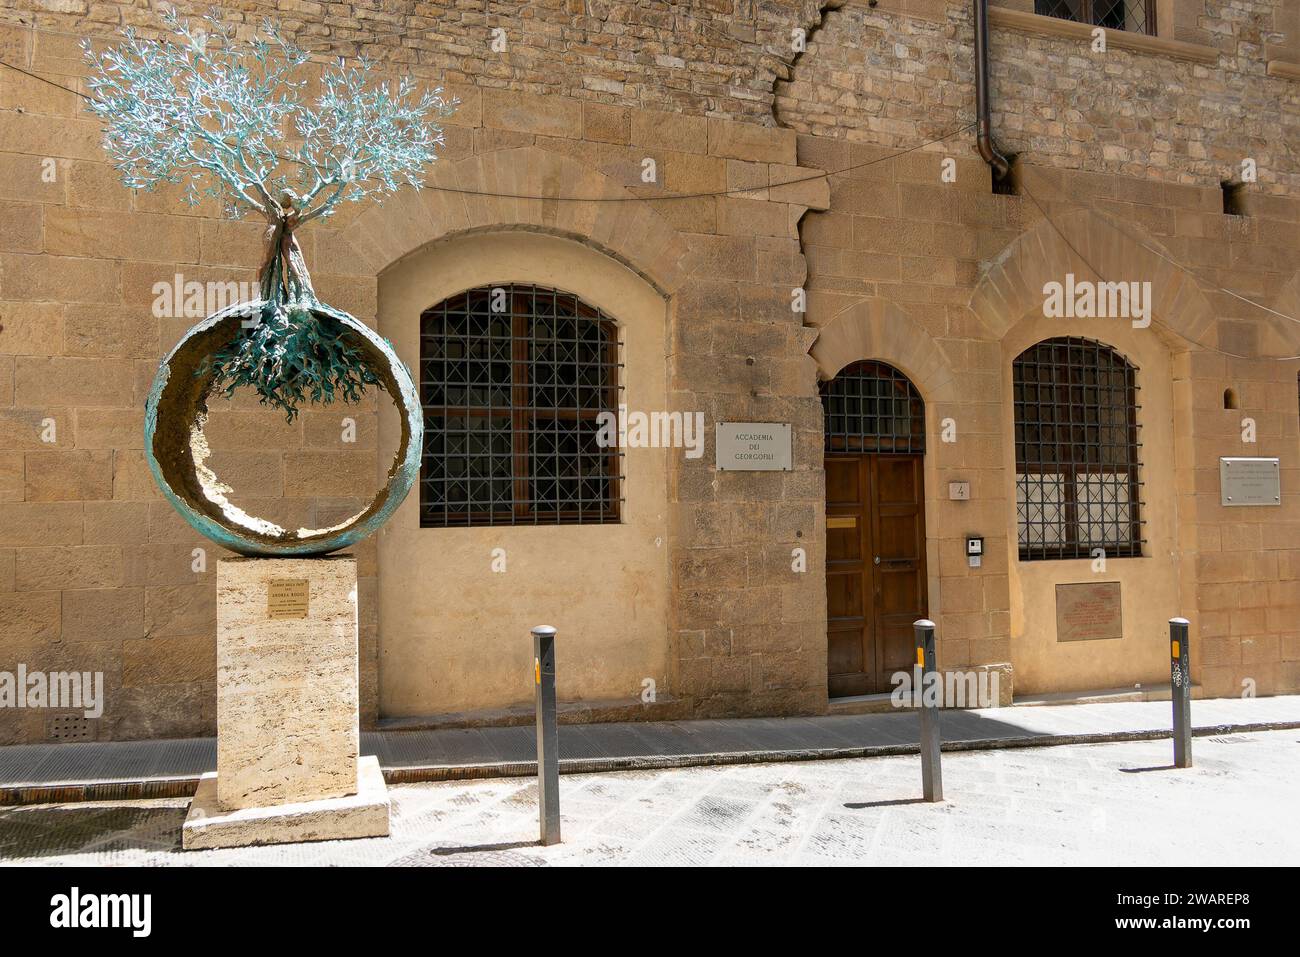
<box><xmin>182</xmin><ymin>756</ymin><xmax>389</xmax><ymax>850</ymax></box>
<box><xmin>216</xmin><ymin>556</ymin><xmax>360</xmax><ymax>809</ymax></box>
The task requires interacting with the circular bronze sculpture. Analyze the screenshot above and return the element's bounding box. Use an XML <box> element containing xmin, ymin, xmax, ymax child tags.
<box><xmin>145</xmin><ymin>298</ymin><xmax>422</xmax><ymax>557</ymax></box>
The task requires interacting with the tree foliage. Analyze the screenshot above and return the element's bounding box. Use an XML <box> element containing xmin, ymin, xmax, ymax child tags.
<box><xmin>84</xmin><ymin>6</ymin><xmax>454</xmax><ymax>222</ymax></box>
<box><xmin>84</xmin><ymin>8</ymin><xmax>453</xmax><ymax>418</ymax></box>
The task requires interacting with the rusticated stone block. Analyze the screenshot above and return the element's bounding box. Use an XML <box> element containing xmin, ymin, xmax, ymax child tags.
<box><xmin>110</xmin><ymin>681</ymin><xmax>215</xmax><ymax>741</ymax></box>
<box><xmin>1</xmin><ymin>253</ymin><xmax>119</xmax><ymax>304</ymax></box>
<box><xmin>61</xmin><ymin>586</ymin><xmax>143</xmax><ymax>643</ymax></box>
<box><xmin>45</xmin><ymin>207</ymin><xmax>199</xmax><ymax>263</ymax></box>
<box><xmin>83</xmin><ymin>501</ymin><xmax>150</xmax><ymax>545</ymax></box>
<box><xmin>66</xmin><ymin>160</ymin><xmax>132</xmax><ymax>211</ymax></box>
<box><xmin>0</xmin><ymin>202</ymin><xmax>41</xmax><ymax>254</ymax></box>
<box><xmin>74</xmin><ymin>409</ymin><xmax>144</xmax><ymax>451</ymax></box>
<box><xmin>0</xmin><ymin>453</ymin><xmax>21</xmax><ymax>503</ymax></box>
<box><xmin>0</xmin><ymin>591</ymin><xmax>61</xmax><ymax>643</ymax></box>
<box><xmin>0</xmin><ymin>301</ymin><xmax>63</xmax><ymax>357</ymax></box>
<box><xmin>62</xmin><ymin>304</ymin><xmax>159</xmax><ymax>359</ymax></box>
<box><xmin>630</xmin><ymin>110</ymin><xmax>707</xmax><ymax>153</ymax></box>
<box><xmin>0</xmin><ymin>502</ymin><xmax>82</xmax><ymax>547</ymax></box>
<box><xmin>583</xmin><ymin>102</ymin><xmax>629</xmax><ymax>144</ymax></box>
<box><xmin>24</xmin><ymin>450</ymin><xmax>113</xmax><ymax>502</ymax></box>
<box><xmin>16</xmin><ymin>545</ymin><xmax>123</xmax><ymax>591</ymax></box>
<box><xmin>123</xmin><ymin>633</ymin><xmax>215</xmax><ymax>686</ymax></box>
<box><xmin>482</xmin><ymin>88</ymin><xmax>582</xmax><ymax>138</ymax></box>
<box><xmin>215</xmin><ymin>556</ymin><xmax>359</xmax><ymax>810</ymax></box>
<box><xmin>707</xmin><ymin>118</ymin><xmax>796</xmax><ymax>164</ymax></box>
<box><xmin>202</xmin><ymin>408</ymin><xmax>303</xmax><ymax>451</ymax></box>
<box><xmin>15</xmin><ymin>357</ymin><xmax>133</xmax><ymax>408</ymax></box>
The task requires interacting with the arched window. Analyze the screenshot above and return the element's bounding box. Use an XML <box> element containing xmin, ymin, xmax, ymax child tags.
<box><xmin>1013</xmin><ymin>337</ymin><xmax>1143</xmax><ymax>560</ymax></box>
<box><xmin>419</xmin><ymin>284</ymin><xmax>621</xmax><ymax>527</ymax></box>
<box><xmin>821</xmin><ymin>360</ymin><xmax>925</xmax><ymax>453</ymax></box>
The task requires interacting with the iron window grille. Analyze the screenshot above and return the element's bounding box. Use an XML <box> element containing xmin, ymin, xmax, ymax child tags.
<box><xmin>1014</xmin><ymin>337</ymin><xmax>1144</xmax><ymax>560</ymax></box>
<box><xmin>1034</xmin><ymin>0</ymin><xmax>1156</xmax><ymax>35</ymax></box>
<box><xmin>419</xmin><ymin>284</ymin><xmax>623</xmax><ymax>527</ymax></box>
<box><xmin>821</xmin><ymin>360</ymin><xmax>925</xmax><ymax>454</ymax></box>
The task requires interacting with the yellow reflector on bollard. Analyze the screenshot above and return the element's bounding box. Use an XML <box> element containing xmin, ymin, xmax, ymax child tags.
<box><xmin>535</xmin><ymin>658</ymin><xmax>540</xmax><ymax>684</ymax></box>
<box><xmin>1172</xmin><ymin>640</ymin><xmax>1180</xmax><ymax>658</ymax></box>
<box><xmin>916</xmin><ymin>647</ymin><xmax>925</xmax><ymax>667</ymax></box>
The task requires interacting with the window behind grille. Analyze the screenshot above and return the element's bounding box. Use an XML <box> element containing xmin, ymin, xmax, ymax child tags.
<box><xmin>1034</xmin><ymin>0</ymin><xmax>1157</xmax><ymax>35</ymax></box>
<box><xmin>419</xmin><ymin>284</ymin><xmax>623</xmax><ymax>527</ymax></box>
<box><xmin>821</xmin><ymin>360</ymin><xmax>925</xmax><ymax>454</ymax></box>
<box><xmin>1013</xmin><ymin>337</ymin><xmax>1144</xmax><ymax>560</ymax></box>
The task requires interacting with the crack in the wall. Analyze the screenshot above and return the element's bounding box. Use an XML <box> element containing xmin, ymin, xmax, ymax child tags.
<box><xmin>766</xmin><ymin>1</ymin><xmax>843</xmax><ymax>355</ymax></box>
<box><xmin>770</xmin><ymin>0</ymin><xmax>846</xmax><ymax>131</ymax></box>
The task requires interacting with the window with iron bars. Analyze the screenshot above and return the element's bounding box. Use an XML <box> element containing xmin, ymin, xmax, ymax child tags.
<box><xmin>1034</xmin><ymin>0</ymin><xmax>1157</xmax><ymax>35</ymax></box>
<box><xmin>419</xmin><ymin>284</ymin><xmax>623</xmax><ymax>527</ymax></box>
<box><xmin>821</xmin><ymin>360</ymin><xmax>926</xmax><ymax>454</ymax></box>
<box><xmin>1013</xmin><ymin>337</ymin><xmax>1144</xmax><ymax>560</ymax></box>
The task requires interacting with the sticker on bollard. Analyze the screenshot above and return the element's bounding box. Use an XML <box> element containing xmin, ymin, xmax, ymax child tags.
<box><xmin>1169</xmin><ymin>617</ymin><xmax>1192</xmax><ymax>769</ymax></box>
<box><xmin>914</xmin><ymin>619</ymin><xmax>943</xmax><ymax>802</ymax></box>
<box><xmin>532</xmin><ymin>625</ymin><xmax>560</xmax><ymax>845</ymax></box>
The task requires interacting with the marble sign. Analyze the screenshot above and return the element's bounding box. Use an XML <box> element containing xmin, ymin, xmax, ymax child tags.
<box><xmin>715</xmin><ymin>422</ymin><xmax>792</xmax><ymax>471</ymax></box>
<box><xmin>1220</xmin><ymin>457</ymin><xmax>1281</xmax><ymax>506</ymax></box>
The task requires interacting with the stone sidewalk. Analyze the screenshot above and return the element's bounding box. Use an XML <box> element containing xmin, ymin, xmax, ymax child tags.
<box><xmin>2</xmin><ymin>694</ymin><xmax>1298</xmax><ymax>805</ymax></box>
<box><xmin>2</xmin><ymin>730</ymin><xmax>1296</xmax><ymax>865</ymax></box>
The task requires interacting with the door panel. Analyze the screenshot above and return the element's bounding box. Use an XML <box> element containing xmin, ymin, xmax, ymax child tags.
<box><xmin>826</xmin><ymin>571</ymin><xmax>863</xmax><ymax>620</ymax></box>
<box><xmin>825</xmin><ymin>453</ymin><xmax>928</xmax><ymax>697</ymax></box>
<box><xmin>825</xmin><ymin>457</ymin><xmax>872</xmax><ymax>698</ymax></box>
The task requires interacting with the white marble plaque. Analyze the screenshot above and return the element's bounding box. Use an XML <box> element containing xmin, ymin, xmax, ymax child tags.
<box><xmin>715</xmin><ymin>422</ymin><xmax>792</xmax><ymax>471</ymax></box>
<box><xmin>1220</xmin><ymin>457</ymin><xmax>1280</xmax><ymax>506</ymax></box>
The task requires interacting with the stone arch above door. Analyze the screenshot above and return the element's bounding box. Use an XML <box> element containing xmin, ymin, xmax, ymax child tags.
<box><xmin>333</xmin><ymin>145</ymin><xmax>692</xmax><ymax>298</ymax></box>
<box><xmin>1271</xmin><ymin>270</ymin><xmax>1300</xmax><ymax>362</ymax></box>
<box><xmin>809</xmin><ymin>296</ymin><xmax>957</xmax><ymax>404</ymax></box>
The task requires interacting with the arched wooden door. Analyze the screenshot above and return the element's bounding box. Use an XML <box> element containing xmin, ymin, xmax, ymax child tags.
<box><xmin>822</xmin><ymin>361</ymin><xmax>928</xmax><ymax>698</ymax></box>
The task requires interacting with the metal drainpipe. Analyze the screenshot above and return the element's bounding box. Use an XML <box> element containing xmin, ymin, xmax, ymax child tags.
<box><xmin>974</xmin><ymin>0</ymin><xmax>1011</xmax><ymax>181</ymax></box>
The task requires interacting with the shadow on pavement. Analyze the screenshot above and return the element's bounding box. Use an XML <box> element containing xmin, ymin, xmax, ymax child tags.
<box><xmin>428</xmin><ymin>839</ymin><xmax>539</xmax><ymax>855</ymax></box>
<box><xmin>1118</xmin><ymin>765</ymin><xmax>1176</xmax><ymax>773</ymax></box>
<box><xmin>842</xmin><ymin>797</ymin><xmax>929</xmax><ymax>810</ymax></box>
<box><xmin>0</xmin><ymin>804</ymin><xmax>185</xmax><ymax>859</ymax></box>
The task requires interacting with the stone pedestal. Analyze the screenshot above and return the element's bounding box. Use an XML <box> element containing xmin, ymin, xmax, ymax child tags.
<box><xmin>183</xmin><ymin>556</ymin><xmax>389</xmax><ymax>850</ymax></box>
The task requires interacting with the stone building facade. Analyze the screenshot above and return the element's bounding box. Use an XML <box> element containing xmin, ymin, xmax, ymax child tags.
<box><xmin>1</xmin><ymin>0</ymin><xmax>1298</xmax><ymax>744</ymax></box>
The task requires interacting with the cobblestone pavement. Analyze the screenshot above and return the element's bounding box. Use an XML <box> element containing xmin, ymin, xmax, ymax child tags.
<box><xmin>1</xmin><ymin>730</ymin><xmax>1295</xmax><ymax>866</ymax></box>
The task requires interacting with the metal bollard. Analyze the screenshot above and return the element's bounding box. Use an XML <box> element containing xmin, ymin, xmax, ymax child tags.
<box><xmin>914</xmin><ymin>618</ymin><xmax>943</xmax><ymax>802</ymax></box>
<box><xmin>1169</xmin><ymin>617</ymin><xmax>1192</xmax><ymax>769</ymax></box>
<box><xmin>532</xmin><ymin>625</ymin><xmax>561</xmax><ymax>845</ymax></box>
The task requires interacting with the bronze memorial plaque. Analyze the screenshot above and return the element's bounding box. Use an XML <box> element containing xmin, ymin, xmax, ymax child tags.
<box><xmin>267</xmin><ymin>579</ymin><xmax>310</xmax><ymax>620</ymax></box>
<box><xmin>1055</xmin><ymin>582</ymin><xmax>1122</xmax><ymax>642</ymax></box>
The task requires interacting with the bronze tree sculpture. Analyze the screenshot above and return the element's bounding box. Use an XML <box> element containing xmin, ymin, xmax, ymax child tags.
<box><xmin>85</xmin><ymin>11</ymin><xmax>453</xmax><ymax>555</ymax></box>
